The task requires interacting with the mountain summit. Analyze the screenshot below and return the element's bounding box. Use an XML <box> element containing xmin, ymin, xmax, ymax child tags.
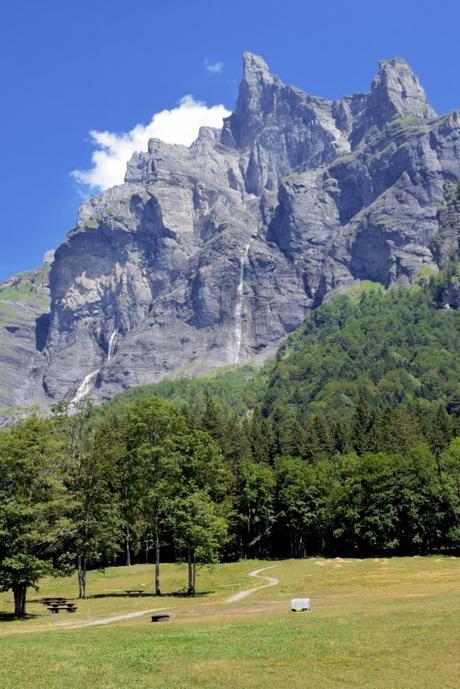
<box><xmin>1</xmin><ymin>54</ymin><xmax>459</xmax><ymax>410</ymax></box>
<box><xmin>369</xmin><ymin>57</ymin><xmax>436</xmax><ymax>126</ymax></box>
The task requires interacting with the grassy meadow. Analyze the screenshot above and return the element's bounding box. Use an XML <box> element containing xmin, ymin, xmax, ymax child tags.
<box><xmin>1</xmin><ymin>557</ymin><xmax>459</xmax><ymax>688</ymax></box>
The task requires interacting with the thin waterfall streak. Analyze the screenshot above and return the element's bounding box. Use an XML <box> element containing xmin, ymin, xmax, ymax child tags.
<box><xmin>107</xmin><ymin>330</ymin><xmax>117</xmax><ymax>361</ymax></box>
<box><xmin>234</xmin><ymin>243</ymin><xmax>250</xmax><ymax>364</ymax></box>
<box><xmin>71</xmin><ymin>369</ymin><xmax>99</xmax><ymax>404</ymax></box>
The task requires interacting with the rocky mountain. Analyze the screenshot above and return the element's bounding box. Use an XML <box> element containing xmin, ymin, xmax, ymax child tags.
<box><xmin>0</xmin><ymin>262</ymin><xmax>50</xmax><ymax>409</ymax></box>
<box><xmin>1</xmin><ymin>53</ymin><xmax>459</xmax><ymax>410</ymax></box>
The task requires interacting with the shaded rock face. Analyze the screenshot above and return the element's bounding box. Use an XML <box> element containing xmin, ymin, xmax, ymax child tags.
<box><xmin>2</xmin><ymin>53</ymin><xmax>460</xmax><ymax>407</ymax></box>
<box><xmin>0</xmin><ymin>265</ymin><xmax>50</xmax><ymax>411</ymax></box>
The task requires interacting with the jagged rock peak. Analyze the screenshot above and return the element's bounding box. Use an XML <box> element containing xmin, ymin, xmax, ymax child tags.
<box><xmin>369</xmin><ymin>56</ymin><xmax>436</xmax><ymax>126</ymax></box>
<box><xmin>238</xmin><ymin>52</ymin><xmax>282</xmax><ymax>112</ymax></box>
<box><xmin>2</xmin><ymin>51</ymin><xmax>458</xmax><ymax>413</ymax></box>
<box><xmin>241</xmin><ymin>52</ymin><xmax>278</xmax><ymax>84</ymax></box>
<box><xmin>222</xmin><ymin>53</ymin><xmax>284</xmax><ymax>149</ymax></box>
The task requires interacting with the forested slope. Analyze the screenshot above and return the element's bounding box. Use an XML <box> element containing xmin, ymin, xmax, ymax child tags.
<box><xmin>264</xmin><ymin>267</ymin><xmax>460</xmax><ymax>423</ymax></box>
<box><xmin>2</xmin><ymin>268</ymin><xmax>460</xmax><ymax>618</ymax></box>
<box><xmin>108</xmin><ymin>266</ymin><xmax>460</xmax><ymax>432</ymax></box>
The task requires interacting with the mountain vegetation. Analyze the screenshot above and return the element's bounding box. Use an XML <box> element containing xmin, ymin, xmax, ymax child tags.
<box><xmin>1</xmin><ymin>267</ymin><xmax>459</xmax><ymax>617</ymax></box>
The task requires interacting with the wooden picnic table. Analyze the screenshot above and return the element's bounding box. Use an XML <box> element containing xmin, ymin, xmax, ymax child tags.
<box><xmin>40</xmin><ymin>597</ymin><xmax>67</xmax><ymax>605</ymax></box>
<box><xmin>125</xmin><ymin>589</ymin><xmax>145</xmax><ymax>597</ymax></box>
<box><xmin>47</xmin><ymin>603</ymin><xmax>78</xmax><ymax>614</ymax></box>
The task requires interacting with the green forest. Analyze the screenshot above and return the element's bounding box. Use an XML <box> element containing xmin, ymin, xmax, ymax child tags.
<box><xmin>1</xmin><ymin>266</ymin><xmax>459</xmax><ymax>617</ymax></box>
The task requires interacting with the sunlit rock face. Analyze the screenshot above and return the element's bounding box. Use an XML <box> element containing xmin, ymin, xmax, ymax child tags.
<box><xmin>1</xmin><ymin>53</ymin><xmax>460</xmax><ymax>407</ymax></box>
<box><xmin>0</xmin><ymin>264</ymin><xmax>50</xmax><ymax>413</ymax></box>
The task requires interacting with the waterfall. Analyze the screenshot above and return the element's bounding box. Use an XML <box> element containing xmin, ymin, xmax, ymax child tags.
<box><xmin>234</xmin><ymin>243</ymin><xmax>250</xmax><ymax>364</ymax></box>
<box><xmin>71</xmin><ymin>329</ymin><xmax>116</xmax><ymax>406</ymax></box>
<box><xmin>107</xmin><ymin>330</ymin><xmax>117</xmax><ymax>361</ymax></box>
<box><xmin>71</xmin><ymin>369</ymin><xmax>99</xmax><ymax>404</ymax></box>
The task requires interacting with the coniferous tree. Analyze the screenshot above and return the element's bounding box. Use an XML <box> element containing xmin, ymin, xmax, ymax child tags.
<box><xmin>430</xmin><ymin>404</ymin><xmax>453</xmax><ymax>459</ymax></box>
<box><xmin>304</xmin><ymin>414</ymin><xmax>335</xmax><ymax>462</ymax></box>
<box><xmin>331</xmin><ymin>418</ymin><xmax>353</xmax><ymax>454</ymax></box>
<box><xmin>351</xmin><ymin>396</ymin><xmax>377</xmax><ymax>455</ymax></box>
<box><xmin>377</xmin><ymin>406</ymin><xmax>424</xmax><ymax>455</ymax></box>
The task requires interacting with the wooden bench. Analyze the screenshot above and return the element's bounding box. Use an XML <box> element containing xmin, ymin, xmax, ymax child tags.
<box><xmin>151</xmin><ymin>614</ymin><xmax>170</xmax><ymax>623</ymax></box>
<box><xmin>47</xmin><ymin>603</ymin><xmax>78</xmax><ymax>614</ymax></box>
<box><xmin>41</xmin><ymin>597</ymin><xmax>67</xmax><ymax>606</ymax></box>
<box><xmin>125</xmin><ymin>589</ymin><xmax>145</xmax><ymax>597</ymax></box>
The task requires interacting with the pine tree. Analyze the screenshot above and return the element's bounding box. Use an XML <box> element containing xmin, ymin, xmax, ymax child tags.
<box><xmin>331</xmin><ymin>418</ymin><xmax>352</xmax><ymax>454</ymax></box>
<box><xmin>305</xmin><ymin>414</ymin><xmax>334</xmax><ymax>462</ymax></box>
<box><xmin>430</xmin><ymin>405</ymin><xmax>453</xmax><ymax>459</ymax></box>
<box><xmin>351</xmin><ymin>395</ymin><xmax>377</xmax><ymax>455</ymax></box>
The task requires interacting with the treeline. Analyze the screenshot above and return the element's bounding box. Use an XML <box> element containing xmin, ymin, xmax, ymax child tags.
<box><xmin>1</xmin><ymin>393</ymin><xmax>459</xmax><ymax>617</ymax></box>
<box><xmin>1</xmin><ymin>267</ymin><xmax>459</xmax><ymax>617</ymax></box>
<box><xmin>196</xmin><ymin>394</ymin><xmax>460</xmax><ymax>560</ymax></box>
<box><xmin>262</xmin><ymin>271</ymin><xmax>460</xmax><ymax>424</ymax></box>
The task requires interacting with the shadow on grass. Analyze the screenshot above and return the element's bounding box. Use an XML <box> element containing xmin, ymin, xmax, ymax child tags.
<box><xmin>159</xmin><ymin>591</ymin><xmax>210</xmax><ymax>599</ymax></box>
<box><xmin>0</xmin><ymin>611</ymin><xmax>38</xmax><ymax>622</ymax></box>
<box><xmin>87</xmin><ymin>590</ymin><xmax>211</xmax><ymax>600</ymax></box>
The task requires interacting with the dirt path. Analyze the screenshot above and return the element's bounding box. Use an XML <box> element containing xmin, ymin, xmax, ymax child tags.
<box><xmin>61</xmin><ymin>607</ymin><xmax>172</xmax><ymax>630</ymax></box>
<box><xmin>3</xmin><ymin>566</ymin><xmax>280</xmax><ymax>634</ymax></box>
<box><xmin>226</xmin><ymin>566</ymin><xmax>279</xmax><ymax>603</ymax></box>
<box><xmin>68</xmin><ymin>566</ymin><xmax>280</xmax><ymax>627</ymax></box>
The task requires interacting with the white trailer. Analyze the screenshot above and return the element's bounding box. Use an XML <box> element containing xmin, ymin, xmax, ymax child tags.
<box><xmin>290</xmin><ymin>598</ymin><xmax>310</xmax><ymax>612</ymax></box>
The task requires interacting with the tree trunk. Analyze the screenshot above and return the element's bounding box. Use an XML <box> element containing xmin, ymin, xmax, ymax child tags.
<box><xmin>13</xmin><ymin>583</ymin><xmax>27</xmax><ymax>618</ymax></box>
<box><xmin>187</xmin><ymin>551</ymin><xmax>195</xmax><ymax>595</ymax></box>
<box><xmin>154</xmin><ymin>523</ymin><xmax>161</xmax><ymax>596</ymax></box>
<box><xmin>125</xmin><ymin>526</ymin><xmax>131</xmax><ymax>567</ymax></box>
<box><xmin>77</xmin><ymin>554</ymin><xmax>87</xmax><ymax>599</ymax></box>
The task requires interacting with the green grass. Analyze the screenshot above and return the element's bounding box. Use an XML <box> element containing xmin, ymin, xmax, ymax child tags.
<box><xmin>0</xmin><ymin>283</ymin><xmax>46</xmax><ymax>303</ymax></box>
<box><xmin>0</xmin><ymin>560</ymin><xmax>264</xmax><ymax>630</ymax></box>
<box><xmin>336</xmin><ymin>279</ymin><xmax>384</xmax><ymax>302</ymax></box>
<box><xmin>105</xmin><ymin>363</ymin><xmax>268</xmax><ymax>416</ymax></box>
<box><xmin>0</xmin><ymin>264</ymin><xmax>49</xmax><ymax>326</ymax></box>
<box><xmin>1</xmin><ymin>557</ymin><xmax>459</xmax><ymax>688</ymax></box>
<box><xmin>84</xmin><ymin>216</ymin><xmax>100</xmax><ymax>228</ymax></box>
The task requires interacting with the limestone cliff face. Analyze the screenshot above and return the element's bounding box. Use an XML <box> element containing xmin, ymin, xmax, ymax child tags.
<box><xmin>0</xmin><ymin>263</ymin><xmax>50</xmax><ymax>411</ymax></box>
<box><xmin>1</xmin><ymin>54</ymin><xmax>460</xmax><ymax>407</ymax></box>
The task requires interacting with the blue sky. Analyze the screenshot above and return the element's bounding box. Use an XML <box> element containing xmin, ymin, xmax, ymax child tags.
<box><xmin>1</xmin><ymin>0</ymin><xmax>459</xmax><ymax>280</ymax></box>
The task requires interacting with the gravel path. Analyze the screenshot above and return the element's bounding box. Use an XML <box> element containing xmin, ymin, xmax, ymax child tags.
<box><xmin>11</xmin><ymin>566</ymin><xmax>280</xmax><ymax>633</ymax></box>
<box><xmin>226</xmin><ymin>566</ymin><xmax>279</xmax><ymax>603</ymax></box>
<box><xmin>71</xmin><ymin>607</ymin><xmax>172</xmax><ymax>628</ymax></box>
<box><xmin>65</xmin><ymin>565</ymin><xmax>280</xmax><ymax>627</ymax></box>
<box><xmin>48</xmin><ymin>607</ymin><xmax>172</xmax><ymax>630</ymax></box>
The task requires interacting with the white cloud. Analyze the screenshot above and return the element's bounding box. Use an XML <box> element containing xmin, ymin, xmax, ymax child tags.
<box><xmin>72</xmin><ymin>95</ymin><xmax>231</xmax><ymax>192</ymax></box>
<box><xmin>204</xmin><ymin>59</ymin><xmax>224</xmax><ymax>75</ymax></box>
